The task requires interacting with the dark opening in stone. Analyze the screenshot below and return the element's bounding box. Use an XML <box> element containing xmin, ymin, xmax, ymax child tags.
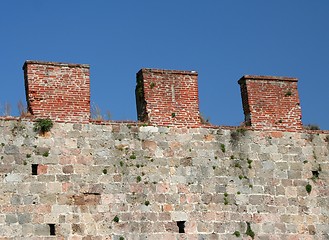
<box><xmin>312</xmin><ymin>170</ymin><xmax>319</xmax><ymax>179</ymax></box>
<box><xmin>48</xmin><ymin>224</ymin><xmax>55</xmax><ymax>235</ymax></box>
<box><xmin>32</xmin><ymin>164</ymin><xmax>38</xmax><ymax>175</ymax></box>
<box><xmin>177</xmin><ymin>221</ymin><xmax>185</xmax><ymax>233</ymax></box>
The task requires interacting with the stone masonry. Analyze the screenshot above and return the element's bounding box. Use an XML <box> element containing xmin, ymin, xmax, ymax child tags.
<box><xmin>0</xmin><ymin>61</ymin><xmax>328</xmax><ymax>239</ymax></box>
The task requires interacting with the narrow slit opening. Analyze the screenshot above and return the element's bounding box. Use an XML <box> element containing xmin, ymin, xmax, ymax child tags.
<box><xmin>177</xmin><ymin>221</ymin><xmax>186</xmax><ymax>233</ymax></box>
<box><xmin>48</xmin><ymin>224</ymin><xmax>56</xmax><ymax>235</ymax></box>
<box><xmin>32</xmin><ymin>164</ymin><xmax>38</xmax><ymax>175</ymax></box>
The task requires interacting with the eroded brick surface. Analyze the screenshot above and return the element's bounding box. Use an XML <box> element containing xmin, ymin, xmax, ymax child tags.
<box><xmin>23</xmin><ymin>61</ymin><xmax>90</xmax><ymax>123</ymax></box>
<box><xmin>239</xmin><ymin>75</ymin><xmax>302</xmax><ymax>131</ymax></box>
<box><xmin>136</xmin><ymin>69</ymin><xmax>201</xmax><ymax>127</ymax></box>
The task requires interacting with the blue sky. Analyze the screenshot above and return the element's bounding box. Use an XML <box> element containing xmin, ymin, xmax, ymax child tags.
<box><xmin>1</xmin><ymin>1</ymin><xmax>328</xmax><ymax>129</ymax></box>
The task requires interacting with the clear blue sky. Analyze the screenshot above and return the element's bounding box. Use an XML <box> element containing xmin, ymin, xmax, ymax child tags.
<box><xmin>1</xmin><ymin>1</ymin><xmax>328</xmax><ymax>129</ymax></box>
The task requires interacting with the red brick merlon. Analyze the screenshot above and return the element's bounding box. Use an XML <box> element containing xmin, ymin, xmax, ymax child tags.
<box><xmin>238</xmin><ymin>75</ymin><xmax>302</xmax><ymax>131</ymax></box>
<box><xmin>136</xmin><ymin>68</ymin><xmax>201</xmax><ymax>127</ymax></box>
<box><xmin>23</xmin><ymin>60</ymin><xmax>90</xmax><ymax>123</ymax></box>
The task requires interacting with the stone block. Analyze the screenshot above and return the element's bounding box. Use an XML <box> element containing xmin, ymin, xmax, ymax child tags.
<box><xmin>34</xmin><ymin>224</ymin><xmax>51</xmax><ymax>236</ymax></box>
<box><xmin>4</xmin><ymin>145</ymin><xmax>19</xmax><ymax>155</ymax></box>
<box><xmin>5</xmin><ymin>214</ymin><xmax>17</xmax><ymax>224</ymax></box>
<box><xmin>18</xmin><ymin>213</ymin><xmax>31</xmax><ymax>224</ymax></box>
<box><xmin>171</xmin><ymin>211</ymin><xmax>187</xmax><ymax>221</ymax></box>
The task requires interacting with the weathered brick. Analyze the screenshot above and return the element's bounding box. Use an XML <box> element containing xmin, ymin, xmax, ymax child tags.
<box><xmin>136</xmin><ymin>69</ymin><xmax>200</xmax><ymax>127</ymax></box>
<box><xmin>23</xmin><ymin>61</ymin><xmax>90</xmax><ymax>123</ymax></box>
<box><xmin>238</xmin><ymin>75</ymin><xmax>302</xmax><ymax>131</ymax></box>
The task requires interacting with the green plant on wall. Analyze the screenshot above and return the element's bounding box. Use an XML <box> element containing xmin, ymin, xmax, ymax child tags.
<box><xmin>245</xmin><ymin>222</ymin><xmax>255</xmax><ymax>239</ymax></box>
<box><xmin>113</xmin><ymin>215</ymin><xmax>119</xmax><ymax>223</ymax></box>
<box><xmin>247</xmin><ymin>159</ymin><xmax>253</xmax><ymax>169</ymax></box>
<box><xmin>230</xmin><ymin>127</ymin><xmax>247</xmax><ymax>143</ymax></box>
<box><xmin>34</xmin><ymin>118</ymin><xmax>53</xmax><ymax>134</ymax></box>
<box><xmin>136</xmin><ymin>176</ymin><xmax>142</xmax><ymax>182</ymax></box>
<box><xmin>233</xmin><ymin>231</ymin><xmax>241</xmax><ymax>237</ymax></box>
<box><xmin>42</xmin><ymin>151</ymin><xmax>49</xmax><ymax>157</ymax></box>
<box><xmin>306</xmin><ymin>183</ymin><xmax>312</xmax><ymax>194</ymax></box>
<box><xmin>304</xmin><ymin>124</ymin><xmax>320</xmax><ymax>130</ymax></box>
<box><xmin>236</xmin><ymin>127</ymin><xmax>247</xmax><ymax>135</ymax></box>
<box><xmin>220</xmin><ymin>143</ymin><xmax>226</xmax><ymax>153</ymax></box>
<box><xmin>224</xmin><ymin>192</ymin><xmax>229</xmax><ymax>205</ymax></box>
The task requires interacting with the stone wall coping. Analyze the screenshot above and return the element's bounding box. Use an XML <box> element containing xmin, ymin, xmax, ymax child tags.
<box><xmin>2</xmin><ymin>117</ymin><xmax>328</xmax><ymax>133</ymax></box>
<box><xmin>238</xmin><ymin>75</ymin><xmax>298</xmax><ymax>84</ymax></box>
<box><xmin>138</xmin><ymin>68</ymin><xmax>198</xmax><ymax>76</ymax></box>
<box><xmin>23</xmin><ymin>60</ymin><xmax>90</xmax><ymax>69</ymax></box>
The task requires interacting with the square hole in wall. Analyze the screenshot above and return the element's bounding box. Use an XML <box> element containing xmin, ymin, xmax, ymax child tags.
<box><xmin>177</xmin><ymin>221</ymin><xmax>186</xmax><ymax>233</ymax></box>
<box><xmin>48</xmin><ymin>224</ymin><xmax>55</xmax><ymax>235</ymax></box>
<box><xmin>32</xmin><ymin>164</ymin><xmax>38</xmax><ymax>175</ymax></box>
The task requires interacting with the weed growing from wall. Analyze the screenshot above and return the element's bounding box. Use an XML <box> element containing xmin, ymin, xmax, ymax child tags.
<box><xmin>304</xmin><ymin>124</ymin><xmax>320</xmax><ymax>130</ymax></box>
<box><xmin>113</xmin><ymin>215</ymin><xmax>119</xmax><ymax>223</ymax></box>
<box><xmin>233</xmin><ymin>231</ymin><xmax>241</xmax><ymax>237</ymax></box>
<box><xmin>306</xmin><ymin>183</ymin><xmax>312</xmax><ymax>194</ymax></box>
<box><xmin>247</xmin><ymin>159</ymin><xmax>253</xmax><ymax>169</ymax></box>
<box><xmin>230</xmin><ymin>127</ymin><xmax>247</xmax><ymax>145</ymax></box>
<box><xmin>220</xmin><ymin>144</ymin><xmax>226</xmax><ymax>153</ymax></box>
<box><xmin>34</xmin><ymin>118</ymin><xmax>53</xmax><ymax>134</ymax></box>
<box><xmin>42</xmin><ymin>151</ymin><xmax>49</xmax><ymax>157</ymax></box>
<box><xmin>224</xmin><ymin>192</ymin><xmax>229</xmax><ymax>205</ymax></box>
<box><xmin>285</xmin><ymin>89</ymin><xmax>292</xmax><ymax>97</ymax></box>
<box><xmin>245</xmin><ymin>222</ymin><xmax>255</xmax><ymax>239</ymax></box>
<box><xmin>136</xmin><ymin>176</ymin><xmax>142</xmax><ymax>182</ymax></box>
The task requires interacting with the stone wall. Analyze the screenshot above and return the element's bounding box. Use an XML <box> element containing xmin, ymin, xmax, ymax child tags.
<box><xmin>0</xmin><ymin>120</ymin><xmax>328</xmax><ymax>239</ymax></box>
<box><xmin>0</xmin><ymin>60</ymin><xmax>328</xmax><ymax>239</ymax></box>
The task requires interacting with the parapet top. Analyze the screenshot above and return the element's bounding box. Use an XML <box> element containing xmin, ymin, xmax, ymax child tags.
<box><xmin>238</xmin><ymin>75</ymin><xmax>298</xmax><ymax>84</ymax></box>
<box><xmin>138</xmin><ymin>68</ymin><xmax>198</xmax><ymax>76</ymax></box>
<box><xmin>23</xmin><ymin>60</ymin><xmax>90</xmax><ymax>70</ymax></box>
